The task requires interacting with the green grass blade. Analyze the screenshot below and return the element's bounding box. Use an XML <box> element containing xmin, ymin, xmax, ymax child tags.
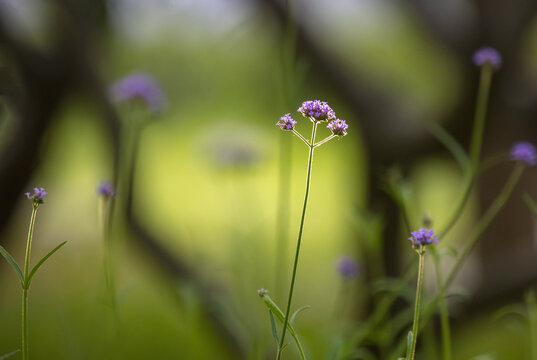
<box><xmin>260</xmin><ymin>293</ymin><xmax>307</xmax><ymax>360</ymax></box>
<box><xmin>427</xmin><ymin>122</ymin><xmax>470</xmax><ymax>171</ymax></box>
<box><xmin>405</xmin><ymin>330</ymin><xmax>413</xmax><ymax>359</ymax></box>
<box><xmin>0</xmin><ymin>350</ymin><xmax>20</xmax><ymax>360</ymax></box>
<box><xmin>0</xmin><ymin>245</ymin><xmax>24</xmax><ymax>285</ymax></box>
<box><xmin>269</xmin><ymin>310</ymin><xmax>280</xmax><ymax>344</ymax></box>
<box><xmin>524</xmin><ymin>193</ymin><xmax>537</xmax><ymax>218</ymax></box>
<box><xmin>26</xmin><ymin>241</ymin><xmax>67</xmax><ymax>288</ymax></box>
<box><xmin>290</xmin><ymin>305</ymin><xmax>310</xmax><ymax>325</ymax></box>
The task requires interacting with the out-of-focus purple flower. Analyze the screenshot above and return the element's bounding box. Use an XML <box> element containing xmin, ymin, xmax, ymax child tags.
<box><xmin>510</xmin><ymin>141</ymin><xmax>537</xmax><ymax>166</ymax></box>
<box><xmin>337</xmin><ymin>256</ymin><xmax>360</xmax><ymax>279</ymax></box>
<box><xmin>97</xmin><ymin>181</ymin><xmax>116</xmax><ymax>198</ymax></box>
<box><xmin>409</xmin><ymin>228</ymin><xmax>438</xmax><ymax>247</ymax></box>
<box><xmin>276</xmin><ymin>113</ymin><xmax>297</xmax><ymax>131</ymax></box>
<box><xmin>25</xmin><ymin>187</ymin><xmax>47</xmax><ymax>204</ymax></box>
<box><xmin>109</xmin><ymin>72</ymin><xmax>166</xmax><ymax>114</ymax></box>
<box><xmin>257</xmin><ymin>288</ymin><xmax>268</xmax><ymax>297</ymax></box>
<box><xmin>297</xmin><ymin>100</ymin><xmax>336</xmax><ymax>122</ymax></box>
<box><xmin>472</xmin><ymin>47</ymin><xmax>502</xmax><ymax>69</ymax></box>
<box><xmin>327</xmin><ymin>119</ymin><xmax>348</xmax><ymax>136</ymax></box>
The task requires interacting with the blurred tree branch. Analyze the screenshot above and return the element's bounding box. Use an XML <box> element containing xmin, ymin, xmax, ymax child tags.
<box><xmin>0</xmin><ymin>1</ymin><xmax>245</xmax><ymax>356</ymax></box>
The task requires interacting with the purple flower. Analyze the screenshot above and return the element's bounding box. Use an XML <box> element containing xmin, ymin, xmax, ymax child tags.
<box><xmin>276</xmin><ymin>113</ymin><xmax>297</xmax><ymax>131</ymax></box>
<box><xmin>472</xmin><ymin>47</ymin><xmax>502</xmax><ymax>69</ymax></box>
<box><xmin>327</xmin><ymin>119</ymin><xmax>348</xmax><ymax>136</ymax></box>
<box><xmin>510</xmin><ymin>141</ymin><xmax>537</xmax><ymax>166</ymax></box>
<box><xmin>97</xmin><ymin>181</ymin><xmax>116</xmax><ymax>198</ymax></box>
<box><xmin>25</xmin><ymin>187</ymin><xmax>47</xmax><ymax>204</ymax></box>
<box><xmin>409</xmin><ymin>228</ymin><xmax>438</xmax><ymax>247</ymax></box>
<box><xmin>297</xmin><ymin>100</ymin><xmax>336</xmax><ymax>122</ymax></box>
<box><xmin>337</xmin><ymin>256</ymin><xmax>360</xmax><ymax>279</ymax></box>
<box><xmin>109</xmin><ymin>72</ymin><xmax>166</xmax><ymax>114</ymax></box>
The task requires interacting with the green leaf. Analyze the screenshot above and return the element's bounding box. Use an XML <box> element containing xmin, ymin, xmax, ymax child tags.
<box><xmin>26</xmin><ymin>241</ymin><xmax>67</xmax><ymax>289</ymax></box>
<box><xmin>0</xmin><ymin>350</ymin><xmax>20</xmax><ymax>360</ymax></box>
<box><xmin>405</xmin><ymin>330</ymin><xmax>413</xmax><ymax>359</ymax></box>
<box><xmin>427</xmin><ymin>122</ymin><xmax>470</xmax><ymax>171</ymax></box>
<box><xmin>0</xmin><ymin>245</ymin><xmax>24</xmax><ymax>285</ymax></box>
<box><xmin>269</xmin><ymin>310</ymin><xmax>279</xmax><ymax>344</ymax></box>
<box><xmin>259</xmin><ymin>292</ymin><xmax>307</xmax><ymax>360</ymax></box>
<box><xmin>290</xmin><ymin>305</ymin><xmax>310</xmax><ymax>326</ymax></box>
<box><xmin>523</xmin><ymin>193</ymin><xmax>537</xmax><ymax>218</ymax></box>
<box><xmin>492</xmin><ymin>304</ymin><xmax>527</xmax><ymax>323</ymax></box>
<box><xmin>471</xmin><ymin>354</ymin><xmax>496</xmax><ymax>360</ymax></box>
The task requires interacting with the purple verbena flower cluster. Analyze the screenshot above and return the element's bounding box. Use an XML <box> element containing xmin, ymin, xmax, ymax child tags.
<box><xmin>510</xmin><ymin>141</ymin><xmax>537</xmax><ymax>166</ymax></box>
<box><xmin>409</xmin><ymin>228</ymin><xmax>438</xmax><ymax>247</ymax></box>
<box><xmin>472</xmin><ymin>47</ymin><xmax>502</xmax><ymax>69</ymax></box>
<box><xmin>337</xmin><ymin>256</ymin><xmax>360</xmax><ymax>279</ymax></box>
<box><xmin>278</xmin><ymin>100</ymin><xmax>349</xmax><ymax>139</ymax></box>
<box><xmin>327</xmin><ymin>119</ymin><xmax>349</xmax><ymax>137</ymax></box>
<box><xmin>97</xmin><ymin>181</ymin><xmax>116</xmax><ymax>198</ymax></box>
<box><xmin>109</xmin><ymin>72</ymin><xmax>166</xmax><ymax>114</ymax></box>
<box><xmin>25</xmin><ymin>187</ymin><xmax>47</xmax><ymax>204</ymax></box>
<box><xmin>276</xmin><ymin>113</ymin><xmax>297</xmax><ymax>131</ymax></box>
<box><xmin>298</xmin><ymin>100</ymin><xmax>336</xmax><ymax>122</ymax></box>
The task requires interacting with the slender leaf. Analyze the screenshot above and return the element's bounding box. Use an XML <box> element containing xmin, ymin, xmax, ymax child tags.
<box><xmin>493</xmin><ymin>304</ymin><xmax>527</xmax><ymax>323</ymax></box>
<box><xmin>0</xmin><ymin>245</ymin><xmax>24</xmax><ymax>285</ymax></box>
<box><xmin>26</xmin><ymin>241</ymin><xmax>67</xmax><ymax>288</ymax></box>
<box><xmin>259</xmin><ymin>293</ymin><xmax>307</xmax><ymax>360</ymax></box>
<box><xmin>269</xmin><ymin>310</ymin><xmax>279</xmax><ymax>344</ymax></box>
<box><xmin>290</xmin><ymin>305</ymin><xmax>310</xmax><ymax>326</ymax></box>
<box><xmin>524</xmin><ymin>193</ymin><xmax>537</xmax><ymax>218</ymax></box>
<box><xmin>427</xmin><ymin>122</ymin><xmax>470</xmax><ymax>171</ymax></box>
<box><xmin>0</xmin><ymin>350</ymin><xmax>20</xmax><ymax>360</ymax></box>
<box><xmin>405</xmin><ymin>330</ymin><xmax>413</xmax><ymax>359</ymax></box>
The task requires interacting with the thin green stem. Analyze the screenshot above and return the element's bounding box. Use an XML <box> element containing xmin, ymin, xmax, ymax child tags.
<box><xmin>292</xmin><ymin>129</ymin><xmax>311</xmax><ymax>147</ymax></box>
<box><xmin>469</xmin><ymin>64</ymin><xmax>493</xmax><ymax>168</ymax></box>
<box><xmin>276</xmin><ymin>121</ymin><xmax>318</xmax><ymax>360</ymax></box>
<box><xmin>441</xmin><ymin>163</ymin><xmax>523</xmax><ymax>293</ymax></box>
<box><xmin>391</xmin><ymin>163</ymin><xmax>526</xmax><ymax>357</ymax></box>
<box><xmin>409</xmin><ymin>247</ymin><xmax>425</xmax><ymax>360</ymax></box>
<box><xmin>313</xmin><ymin>134</ymin><xmax>335</xmax><ymax>148</ymax></box>
<box><xmin>22</xmin><ymin>289</ymin><xmax>28</xmax><ymax>360</ymax></box>
<box><xmin>22</xmin><ymin>205</ymin><xmax>38</xmax><ymax>360</ymax></box>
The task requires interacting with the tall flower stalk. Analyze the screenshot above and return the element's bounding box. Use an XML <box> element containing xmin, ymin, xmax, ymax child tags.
<box><xmin>406</xmin><ymin>229</ymin><xmax>438</xmax><ymax>360</ymax></box>
<box><xmin>269</xmin><ymin>101</ymin><xmax>348</xmax><ymax>360</ymax></box>
<box><xmin>276</xmin><ymin>120</ymin><xmax>317</xmax><ymax>360</ymax></box>
<box><xmin>0</xmin><ymin>188</ymin><xmax>66</xmax><ymax>360</ymax></box>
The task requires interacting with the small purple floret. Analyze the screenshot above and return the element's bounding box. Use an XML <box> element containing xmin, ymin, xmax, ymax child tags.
<box><xmin>276</xmin><ymin>113</ymin><xmax>297</xmax><ymax>131</ymax></box>
<box><xmin>472</xmin><ymin>47</ymin><xmax>502</xmax><ymax>69</ymax></box>
<box><xmin>510</xmin><ymin>141</ymin><xmax>537</xmax><ymax>166</ymax></box>
<box><xmin>97</xmin><ymin>181</ymin><xmax>116</xmax><ymax>198</ymax></box>
<box><xmin>109</xmin><ymin>72</ymin><xmax>166</xmax><ymax>114</ymax></box>
<box><xmin>26</xmin><ymin>187</ymin><xmax>47</xmax><ymax>204</ymax></box>
<box><xmin>337</xmin><ymin>256</ymin><xmax>360</xmax><ymax>279</ymax></box>
<box><xmin>297</xmin><ymin>100</ymin><xmax>336</xmax><ymax>122</ymax></box>
<box><xmin>327</xmin><ymin>119</ymin><xmax>349</xmax><ymax>136</ymax></box>
<box><xmin>409</xmin><ymin>228</ymin><xmax>438</xmax><ymax>247</ymax></box>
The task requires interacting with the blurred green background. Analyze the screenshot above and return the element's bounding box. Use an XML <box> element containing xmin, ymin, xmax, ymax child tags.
<box><xmin>1</xmin><ymin>0</ymin><xmax>537</xmax><ymax>359</ymax></box>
